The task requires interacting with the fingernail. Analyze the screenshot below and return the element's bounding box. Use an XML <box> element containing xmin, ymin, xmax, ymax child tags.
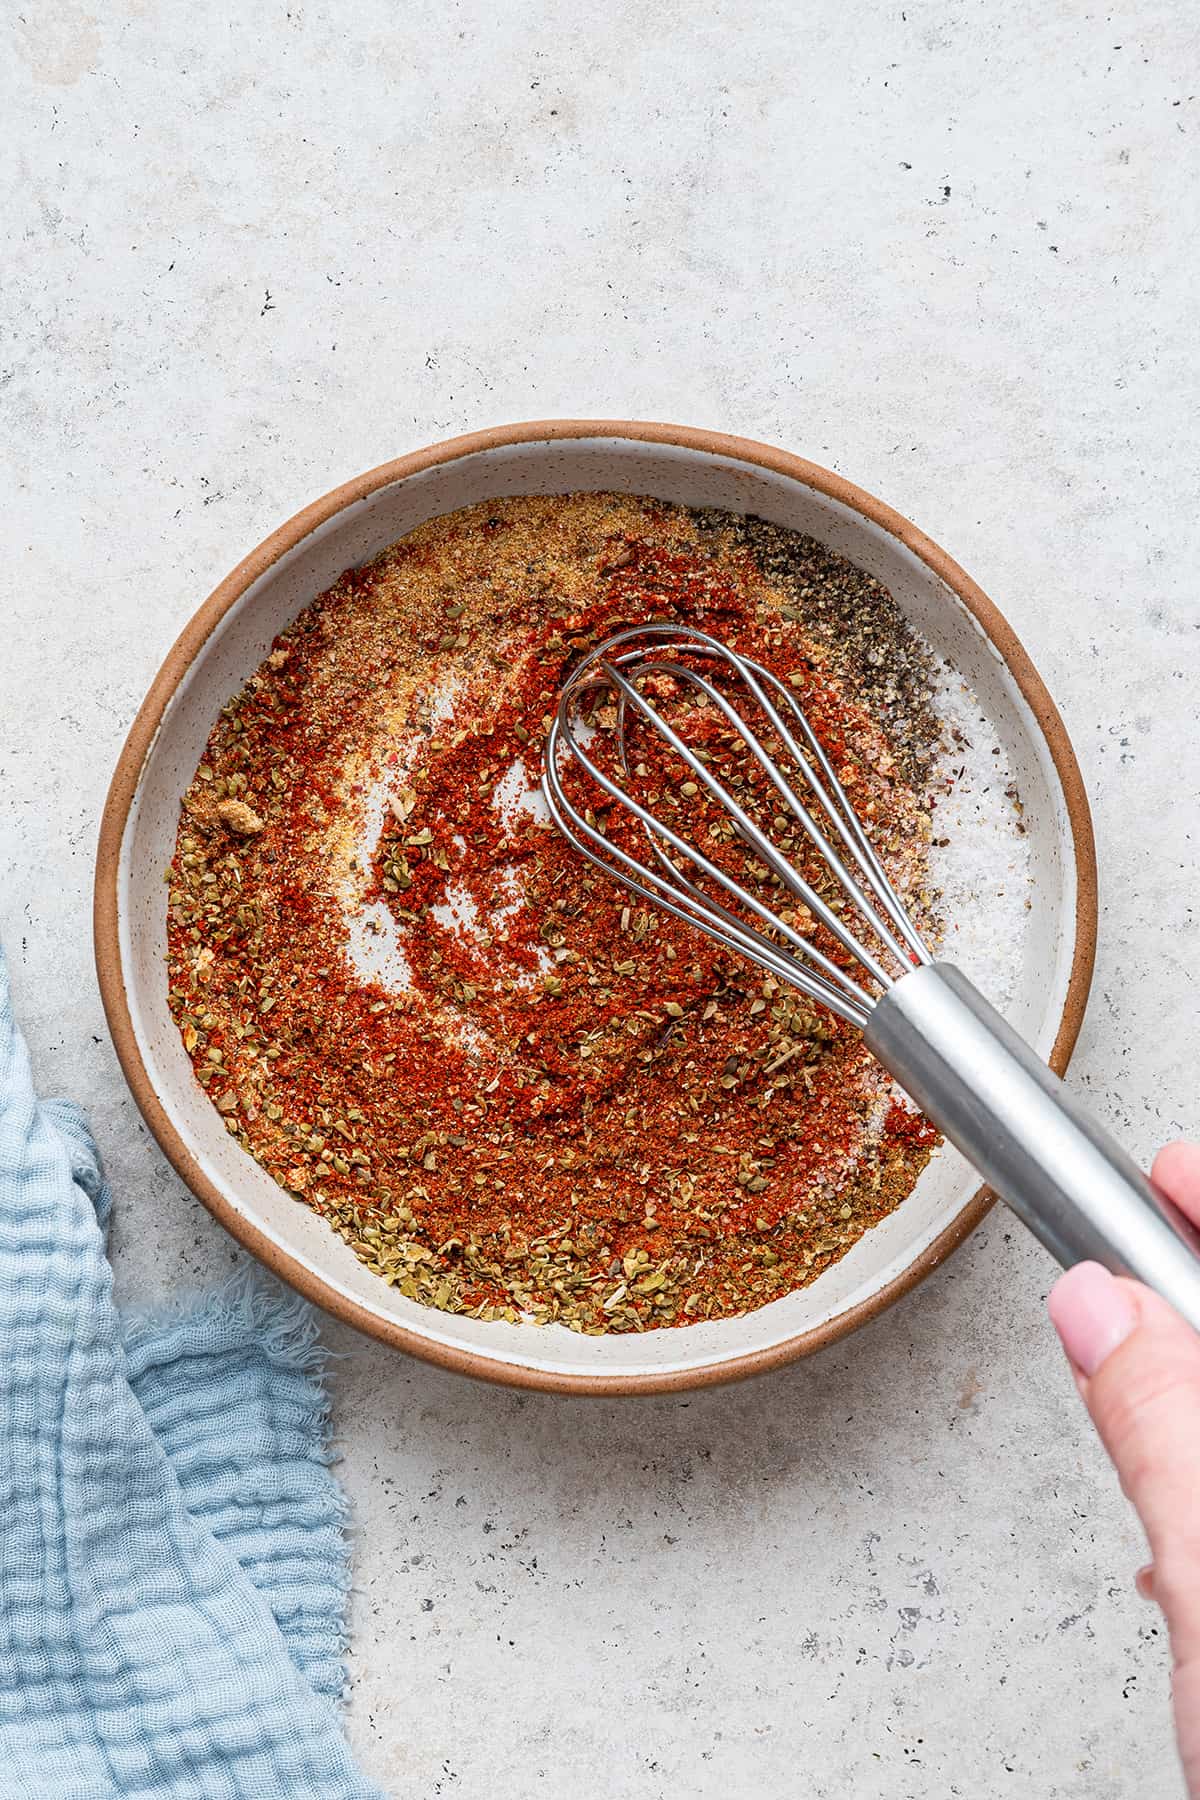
<box><xmin>1048</xmin><ymin>1262</ymin><xmax>1138</xmax><ymax>1377</ymax></box>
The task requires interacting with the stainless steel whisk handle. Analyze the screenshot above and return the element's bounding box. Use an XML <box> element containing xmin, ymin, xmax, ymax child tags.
<box><xmin>865</xmin><ymin>963</ymin><xmax>1200</xmax><ymax>1333</ymax></box>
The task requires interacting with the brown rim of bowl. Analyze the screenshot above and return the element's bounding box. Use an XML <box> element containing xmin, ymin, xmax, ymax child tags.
<box><xmin>94</xmin><ymin>420</ymin><xmax>1098</xmax><ymax>1396</ymax></box>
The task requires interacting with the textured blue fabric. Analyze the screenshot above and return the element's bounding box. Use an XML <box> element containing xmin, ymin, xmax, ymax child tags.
<box><xmin>0</xmin><ymin>948</ymin><xmax>383</xmax><ymax>1799</ymax></box>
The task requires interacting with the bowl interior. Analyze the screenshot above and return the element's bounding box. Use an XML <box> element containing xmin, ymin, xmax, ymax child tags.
<box><xmin>112</xmin><ymin>435</ymin><xmax>1080</xmax><ymax>1385</ymax></box>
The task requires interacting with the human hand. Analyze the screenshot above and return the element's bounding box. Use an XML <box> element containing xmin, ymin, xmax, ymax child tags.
<box><xmin>1049</xmin><ymin>1142</ymin><xmax>1200</xmax><ymax>1797</ymax></box>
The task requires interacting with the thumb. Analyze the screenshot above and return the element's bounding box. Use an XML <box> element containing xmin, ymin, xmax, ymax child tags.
<box><xmin>1050</xmin><ymin>1260</ymin><xmax>1200</xmax><ymax>1665</ymax></box>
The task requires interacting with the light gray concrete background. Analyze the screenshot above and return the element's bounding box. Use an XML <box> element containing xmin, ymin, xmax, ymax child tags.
<box><xmin>3</xmin><ymin>1</ymin><xmax>1197</xmax><ymax>1793</ymax></box>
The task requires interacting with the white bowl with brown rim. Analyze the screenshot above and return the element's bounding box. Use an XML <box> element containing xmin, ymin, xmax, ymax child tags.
<box><xmin>95</xmin><ymin>421</ymin><xmax>1096</xmax><ymax>1394</ymax></box>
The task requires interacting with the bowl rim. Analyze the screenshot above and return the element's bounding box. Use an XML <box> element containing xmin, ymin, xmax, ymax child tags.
<box><xmin>94</xmin><ymin>419</ymin><xmax>1098</xmax><ymax>1395</ymax></box>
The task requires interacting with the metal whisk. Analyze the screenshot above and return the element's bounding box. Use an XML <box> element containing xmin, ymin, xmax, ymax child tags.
<box><xmin>543</xmin><ymin>623</ymin><xmax>1200</xmax><ymax>1328</ymax></box>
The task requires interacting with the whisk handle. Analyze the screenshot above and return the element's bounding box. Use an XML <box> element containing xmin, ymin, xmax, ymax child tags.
<box><xmin>864</xmin><ymin>962</ymin><xmax>1200</xmax><ymax>1331</ymax></box>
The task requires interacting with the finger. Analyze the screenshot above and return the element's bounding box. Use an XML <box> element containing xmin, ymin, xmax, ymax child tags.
<box><xmin>1173</xmin><ymin>1658</ymin><xmax>1200</xmax><ymax>1799</ymax></box>
<box><xmin>1152</xmin><ymin>1140</ymin><xmax>1200</xmax><ymax>1228</ymax></box>
<box><xmin>1136</xmin><ymin>1563</ymin><xmax>1157</xmax><ymax>1602</ymax></box>
<box><xmin>1049</xmin><ymin>1261</ymin><xmax>1138</xmax><ymax>1377</ymax></box>
<box><xmin>1050</xmin><ymin>1262</ymin><xmax>1200</xmax><ymax>1664</ymax></box>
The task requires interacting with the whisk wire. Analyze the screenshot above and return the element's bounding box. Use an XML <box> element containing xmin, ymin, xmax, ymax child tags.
<box><xmin>541</xmin><ymin>623</ymin><xmax>931</xmax><ymax>1025</ymax></box>
<box><xmin>578</xmin><ymin>623</ymin><xmax>927</xmax><ymax>973</ymax></box>
<box><xmin>605</xmin><ymin>656</ymin><xmax>906</xmax><ymax>986</ymax></box>
<box><xmin>718</xmin><ymin>655</ymin><xmax>931</xmax><ymax>968</ymax></box>
<box><xmin>543</xmin><ymin>720</ymin><xmax>874</xmax><ymax>1029</ymax></box>
<box><xmin>543</xmin><ymin>706</ymin><xmax>877</xmax><ymax>1013</ymax></box>
<box><xmin>541</xmin><ymin>745</ymin><xmax>870</xmax><ymax>1025</ymax></box>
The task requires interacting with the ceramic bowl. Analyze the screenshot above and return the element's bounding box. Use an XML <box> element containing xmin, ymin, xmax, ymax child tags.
<box><xmin>95</xmin><ymin>421</ymin><xmax>1096</xmax><ymax>1393</ymax></box>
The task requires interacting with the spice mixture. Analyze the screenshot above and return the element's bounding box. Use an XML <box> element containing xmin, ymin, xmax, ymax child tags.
<box><xmin>167</xmin><ymin>494</ymin><xmax>946</xmax><ymax>1333</ymax></box>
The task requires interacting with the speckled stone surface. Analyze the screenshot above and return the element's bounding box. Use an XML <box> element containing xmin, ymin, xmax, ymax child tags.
<box><xmin>4</xmin><ymin>3</ymin><xmax>1197</xmax><ymax>1793</ymax></box>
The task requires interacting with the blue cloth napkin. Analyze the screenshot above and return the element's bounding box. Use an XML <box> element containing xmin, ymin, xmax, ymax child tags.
<box><xmin>0</xmin><ymin>947</ymin><xmax>383</xmax><ymax>1799</ymax></box>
